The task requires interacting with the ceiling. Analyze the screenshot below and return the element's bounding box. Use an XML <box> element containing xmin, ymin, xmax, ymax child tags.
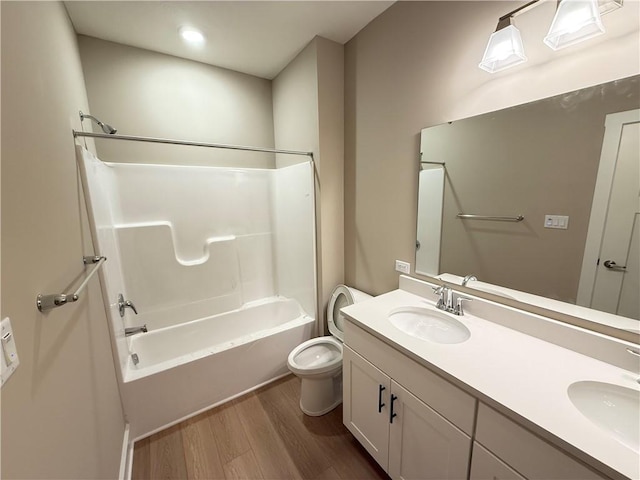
<box><xmin>64</xmin><ymin>1</ymin><xmax>395</xmax><ymax>79</ymax></box>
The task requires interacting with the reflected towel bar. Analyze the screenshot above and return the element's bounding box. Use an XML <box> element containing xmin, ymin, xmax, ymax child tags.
<box><xmin>457</xmin><ymin>213</ymin><xmax>524</xmax><ymax>222</ymax></box>
<box><xmin>37</xmin><ymin>256</ymin><xmax>106</xmax><ymax>312</ymax></box>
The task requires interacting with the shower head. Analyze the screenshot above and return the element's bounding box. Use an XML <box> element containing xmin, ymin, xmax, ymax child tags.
<box><xmin>79</xmin><ymin>111</ymin><xmax>117</xmax><ymax>134</ymax></box>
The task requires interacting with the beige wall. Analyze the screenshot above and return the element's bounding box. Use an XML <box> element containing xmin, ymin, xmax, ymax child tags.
<box><xmin>273</xmin><ymin>40</ymin><xmax>320</xmax><ymax>167</ymax></box>
<box><xmin>78</xmin><ymin>36</ymin><xmax>275</xmax><ymax>168</ymax></box>
<box><xmin>316</xmin><ymin>38</ymin><xmax>345</xmax><ymax>320</ymax></box>
<box><xmin>344</xmin><ymin>1</ymin><xmax>640</xmax><ymax>295</ymax></box>
<box><xmin>273</xmin><ymin>37</ymin><xmax>344</xmax><ymax>324</ymax></box>
<box><xmin>1</xmin><ymin>3</ymin><xmax>125</xmax><ymax>479</ymax></box>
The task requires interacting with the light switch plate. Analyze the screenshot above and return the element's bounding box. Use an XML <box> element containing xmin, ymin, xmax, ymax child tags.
<box><xmin>1</xmin><ymin>317</ymin><xmax>20</xmax><ymax>387</ymax></box>
<box><xmin>544</xmin><ymin>215</ymin><xmax>569</xmax><ymax>230</ymax></box>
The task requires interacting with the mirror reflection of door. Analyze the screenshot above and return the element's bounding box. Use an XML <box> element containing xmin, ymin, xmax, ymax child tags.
<box><xmin>578</xmin><ymin>109</ymin><xmax>640</xmax><ymax>319</ymax></box>
<box><xmin>416</xmin><ymin>163</ymin><xmax>445</xmax><ymax>276</ymax></box>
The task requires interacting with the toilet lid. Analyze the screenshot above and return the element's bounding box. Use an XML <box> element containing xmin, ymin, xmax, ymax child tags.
<box><xmin>327</xmin><ymin>285</ymin><xmax>371</xmax><ymax>341</ymax></box>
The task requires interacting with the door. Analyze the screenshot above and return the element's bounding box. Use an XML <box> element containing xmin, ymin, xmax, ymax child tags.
<box><xmin>578</xmin><ymin>109</ymin><xmax>640</xmax><ymax>319</ymax></box>
<box><xmin>343</xmin><ymin>346</ymin><xmax>391</xmax><ymax>471</ymax></box>
<box><xmin>388</xmin><ymin>381</ymin><xmax>472</xmax><ymax>480</ymax></box>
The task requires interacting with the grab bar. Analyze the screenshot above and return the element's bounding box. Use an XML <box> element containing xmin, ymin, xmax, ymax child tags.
<box><xmin>457</xmin><ymin>213</ymin><xmax>524</xmax><ymax>222</ymax></box>
<box><xmin>37</xmin><ymin>256</ymin><xmax>106</xmax><ymax>312</ymax></box>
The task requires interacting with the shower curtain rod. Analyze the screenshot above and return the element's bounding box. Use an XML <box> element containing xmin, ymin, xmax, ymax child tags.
<box><xmin>73</xmin><ymin>130</ymin><xmax>314</xmax><ymax>158</ymax></box>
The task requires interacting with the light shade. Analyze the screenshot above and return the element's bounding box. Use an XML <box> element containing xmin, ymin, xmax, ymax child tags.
<box><xmin>479</xmin><ymin>24</ymin><xmax>527</xmax><ymax>73</ymax></box>
<box><xmin>544</xmin><ymin>0</ymin><xmax>605</xmax><ymax>50</ymax></box>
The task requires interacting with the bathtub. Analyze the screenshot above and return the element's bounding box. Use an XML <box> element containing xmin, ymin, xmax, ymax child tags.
<box><xmin>120</xmin><ymin>296</ymin><xmax>315</xmax><ymax>439</ymax></box>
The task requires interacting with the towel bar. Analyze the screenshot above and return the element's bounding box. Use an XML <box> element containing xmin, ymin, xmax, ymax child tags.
<box><xmin>457</xmin><ymin>213</ymin><xmax>524</xmax><ymax>222</ymax></box>
<box><xmin>37</xmin><ymin>256</ymin><xmax>106</xmax><ymax>312</ymax></box>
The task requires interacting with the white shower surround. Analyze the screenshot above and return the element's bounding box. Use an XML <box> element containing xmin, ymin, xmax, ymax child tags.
<box><xmin>77</xmin><ymin>146</ymin><xmax>316</xmax><ymax>438</ymax></box>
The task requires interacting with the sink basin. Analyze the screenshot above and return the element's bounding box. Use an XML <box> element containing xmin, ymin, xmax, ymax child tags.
<box><xmin>568</xmin><ymin>381</ymin><xmax>640</xmax><ymax>452</ymax></box>
<box><xmin>388</xmin><ymin>307</ymin><xmax>470</xmax><ymax>344</ymax></box>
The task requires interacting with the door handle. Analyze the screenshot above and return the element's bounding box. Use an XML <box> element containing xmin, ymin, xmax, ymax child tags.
<box><xmin>389</xmin><ymin>394</ymin><xmax>398</xmax><ymax>424</ymax></box>
<box><xmin>603</xmin><ymin>260</ymin><xmax>627</xmax><ymax>271</ymax></box>
<box><xmin>378</xmin><ymin>385</ymin><xmax>386</xmax><ymax>413</ymax></box>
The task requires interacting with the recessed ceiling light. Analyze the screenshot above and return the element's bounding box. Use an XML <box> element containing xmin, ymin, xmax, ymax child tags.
<box><xmin>179</xmin><ymin>26</ymin><xmax>205</xmax><ymax>45</ymax></box>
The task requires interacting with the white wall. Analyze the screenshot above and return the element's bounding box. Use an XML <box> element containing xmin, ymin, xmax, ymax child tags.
<box><xmin>78</xmin><ymin>35</ymin><xmax>276</xmax><ymax>168</ymax></box>
<box><xmin>273</xmin><ymin>162</ymin><xmax>317</xmax><ymax>318</ymax></box>
<box><xmin>1</xmin><ymin>3</ymin><xmax>125</xmax><ymax>478</ymax></box>
<box><xmin>344</xmin><ymin>1</ymin><xmax>640</xmax><ymax>294</ymax></box>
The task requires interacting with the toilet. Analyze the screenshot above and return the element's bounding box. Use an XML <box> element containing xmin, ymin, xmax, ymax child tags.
<box><xmin>287</xmin><ymin>285</ymin><xmax>372</xmax><ymax>416</ymax></box>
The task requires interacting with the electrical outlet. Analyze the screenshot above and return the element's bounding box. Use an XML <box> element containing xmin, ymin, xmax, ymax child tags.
<box><xmin>395</xmin><ymin>260</ymin><xmax>411</xmax><ymax>274</ymax></box>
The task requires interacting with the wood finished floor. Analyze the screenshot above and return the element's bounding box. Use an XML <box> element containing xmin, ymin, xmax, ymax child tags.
<box><xmin>132</xmin><ymin>374</ymin><xmax>390</xmax><ymax>480</ymax></box>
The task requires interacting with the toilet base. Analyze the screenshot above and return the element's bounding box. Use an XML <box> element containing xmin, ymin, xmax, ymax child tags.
<box><xmin>299</xmin><ymin>371</ymin><xmax>343</xmax><ymax>416</ymax></box>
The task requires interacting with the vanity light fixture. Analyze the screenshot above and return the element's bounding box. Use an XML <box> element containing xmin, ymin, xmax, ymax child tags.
<box><xmin>479</xmin><ymin>0</ymin><xmax>540</xmax><ymax>73</ymax></box>
<box><xmin>479</xmin><ymin>0</ymin><xmax>623</xmax><ymax>73</ymax></box>
<box><xmin>544</xmin><ymin>0</ymin><xmax>605</xmax><ymax>50</ymax></box>
<box><xmin>479</xmin><ymin>16</ymin><xmax>527</xmax><ymax>73</ymax></box>
<box><xmin>179</xmin><ymin>26</ymin><xmax>205</xmax><ymax>45</ymax></box>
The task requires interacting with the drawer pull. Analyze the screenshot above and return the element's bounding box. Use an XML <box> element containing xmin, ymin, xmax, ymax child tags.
<box><xmin>390</xmin><ymin>394</ymin><xmax>398</xmax><ymax>423</ymax></box>
<box><xmin>378</xmin><ymin>385</ymin><xmax>386</xmax><ymax>413</ymax></box>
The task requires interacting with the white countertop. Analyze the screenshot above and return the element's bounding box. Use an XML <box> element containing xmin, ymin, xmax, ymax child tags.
<box><xmin>341</xmin><ymin>287</ymin><xmax>640</xmax><ymax>480</ymax></box>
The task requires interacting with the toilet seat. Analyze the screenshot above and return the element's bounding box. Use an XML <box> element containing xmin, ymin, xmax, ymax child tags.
<box><xmin>287</xmin><ymin>336</ymin><xmax>343</xmax><ymax>376</ymax></box>
<box><xmin>327</xmin><ymin>285</ymin><xmax>371</xmax><ymax>341</ymax></box>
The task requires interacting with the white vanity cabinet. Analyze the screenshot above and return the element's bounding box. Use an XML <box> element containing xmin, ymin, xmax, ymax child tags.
<box><xmin>473</xmin><ymin>404</ymin><xmax>607</xmax><ymax>480</ymax></box>
<box><xmin>343</xmin><ymin>322</ymin><xmax>475</xmax><ymax>479</ymax></box>
<box><xmin>343</xmin><ymin>346</ymin><xmax>391</xmax><ymax>468</ymax></box>
<box><xmin>340</xmin><ymin>280</ymin><xmax>636</xmax><ymax>480</ymax></box>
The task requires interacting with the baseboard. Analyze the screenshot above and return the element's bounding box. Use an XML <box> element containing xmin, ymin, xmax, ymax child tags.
<box><xmin>119</xmin><ymin>422</ymin><xmax>132</xmax><ymax>480</ymax></box>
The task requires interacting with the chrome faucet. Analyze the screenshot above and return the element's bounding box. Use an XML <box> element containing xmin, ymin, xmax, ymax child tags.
<box><xmin>118</xmin><ymin>293</ymin><xmax>138</xmax><ymax>317</ymax></box>
<box><xmin>462</xmin><ymin>275</ymin><xmax>477</xmax><ymax>286</ymax></box>
<box><xmin>432</xmin><ymin>285</ymin><xmax>472</xmax><ymax>316</ymax></box>
<box><xmin>125</xmin><ymin>325</ymin><xmax>147</xmax><ymax>337</ymax></box>
<box><xmin>432</xmin><ymin>285</ymin><xmax>447</xmax><ymax>310</ymax></box>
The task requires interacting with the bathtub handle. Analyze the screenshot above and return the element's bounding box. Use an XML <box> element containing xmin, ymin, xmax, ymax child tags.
<box><xmin>118</xmin><ymin>293</ymin><xmax>138</xmax><ymax>317</ymax></box>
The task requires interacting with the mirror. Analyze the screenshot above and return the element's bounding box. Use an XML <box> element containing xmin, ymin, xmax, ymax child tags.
<box><xmin>417</xmin><ymin>75</ymin><xmax>640</xmax><ymax>328</ymax></box>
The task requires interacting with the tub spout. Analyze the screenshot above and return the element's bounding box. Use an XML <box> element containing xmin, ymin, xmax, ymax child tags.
<box><xmin>125</xmin><ymin>325</ymin><xmax>147</xmax><ymax>337</ymax></box>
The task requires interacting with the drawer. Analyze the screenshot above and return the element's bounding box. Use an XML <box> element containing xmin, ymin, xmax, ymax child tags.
<box><xmin>475</xmin><ymin>403</ymin><xmax>607</xmax><ymax>480</ymax></box>
<box><xmin>470</xmin><ymin>442</ymin><xmax>526</xmax><ymax>480</ymax></box>
<box><xmin>344</xmin><ymin>321</ymin><xmax>476</xmax><ymax>435</ymax></box>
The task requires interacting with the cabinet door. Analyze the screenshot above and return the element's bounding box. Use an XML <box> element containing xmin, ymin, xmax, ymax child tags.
<box><xmin>388</xmin><ymin>381</ymin><xmax>472</xmax><ymax>480</ymax></box>
<box><xmin>476</xmin><ymin>404</ymin><xmax>607</xmax><ymax>480</ymax></box>
<box><xmin>343</xmin><ymin>346</ymin><xmax>392</xmax><ymax>471</ymax></box>
<box><xmin>470</xmin><ymin>442</ymin><xmax>526</xmax><ymax>480</ymax></box>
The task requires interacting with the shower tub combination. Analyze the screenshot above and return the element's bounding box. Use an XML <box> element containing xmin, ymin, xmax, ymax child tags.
<box><xmin>78</xmin><ymin>144</ymin><xmax>316</xmax><ymax>438</ymax></box>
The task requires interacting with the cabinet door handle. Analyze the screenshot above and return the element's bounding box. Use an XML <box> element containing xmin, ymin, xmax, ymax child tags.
<box><xmin>378</xmin><ymin>385</ymin><xmax>386</xmax><ymax>413</ymax></box>
<box><xmin>390</xmin><ymin>393</ymin><xmax>398</xmax><ymax>423</ymax></box>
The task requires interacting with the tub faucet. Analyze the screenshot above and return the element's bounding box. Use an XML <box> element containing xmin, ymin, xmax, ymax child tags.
<box><xmin>118</xmin><ymin>293</ymin><xmax>138</xmax><ymax>317</ymax></box>
<box><xmin>125</xmin><ymin>325</ymin><xmax>147</xmax><ymax>337</ymax></box>
<box><xmin>462</xmin><ymin>275</ymin><xmax>477</xmax><ymax>286</ymax></box>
